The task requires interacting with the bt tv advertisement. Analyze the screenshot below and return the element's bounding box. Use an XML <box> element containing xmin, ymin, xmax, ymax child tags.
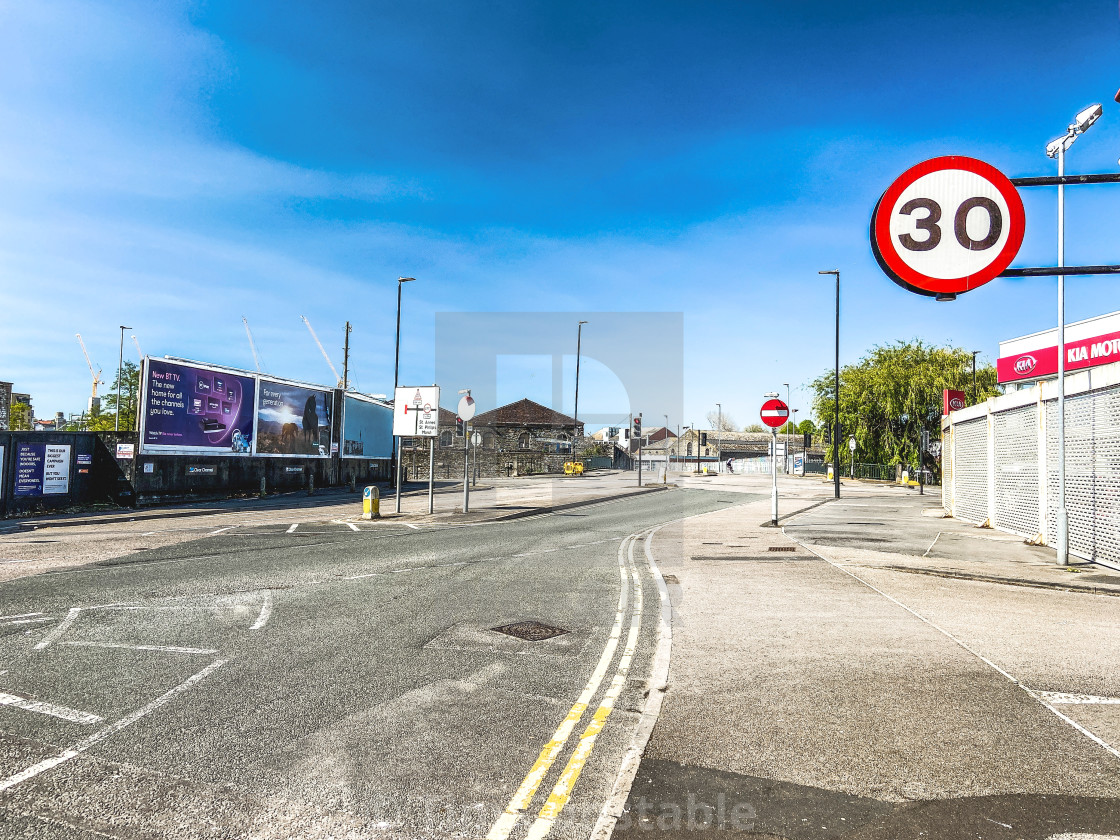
<box><xmin>255</xmin><ymin>379</ymin><xmax>332</xmax><ymax>457</ymax></box>
<box><xmin>141</xmin><ymin>359</ymin><xmax>256</xmax><ymax>454</ymax></box>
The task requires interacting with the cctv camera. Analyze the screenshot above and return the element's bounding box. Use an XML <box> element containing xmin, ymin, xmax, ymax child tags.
<box><xmin>1072</xmin><ymin>103</ymin><xmax>1103</xmax><ymax>133</ymax></box>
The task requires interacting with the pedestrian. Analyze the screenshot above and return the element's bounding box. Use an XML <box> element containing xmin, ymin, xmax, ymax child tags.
<box><xmin>726</xmin><ymin>458</ymin><xmax>734</xmax><ymax>474</ymax></box>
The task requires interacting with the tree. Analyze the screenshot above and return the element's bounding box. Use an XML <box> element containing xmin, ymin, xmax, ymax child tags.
<box><xmin>742</xmin><ymin>423</ymin><xmax>765</xmax><ymax>433</ymax></box>
<box><xmin>9</xmin><ymin>401</ymin><xmax>32</xmax><ymax>431</ymax></box>
<box><xmin>809</xmin><ymin>340</ymin><xmax>999</xmax><ymax>471</ymax></box>
<box><xmin>705</xmin><ymin>411</ymin><xmax>738</xmax><ymax>432</ymax></box>
<box><xmin>101</xmin><ymin>361</ymin><xmax>141</xmax><ymax>431</ymax></box>
<box><xmin>796</xmin><ymin>419</ymin><xmax>816</xmax><ymax>435</ymax></box>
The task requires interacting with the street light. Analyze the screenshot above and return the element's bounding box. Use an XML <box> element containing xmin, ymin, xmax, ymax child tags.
<box><xmin>1046</xmin><ymin>104</ymin><xmax>1102</xmax><ymax>567</ymax></box>
<box><xmin>574</xmin><ymin>321</ymin><xmax>588</xmax><ymax>428</ymax></box>
<box><xmin>394</xmin><ymin>277</ymin><xmax>415</xmax><ymax>513</ymax></box>
<box><xmin>819</xmin><ymin>270</ymin><xmax>841</xmax><ymax>498</ymax></box>
<box><xmin>783</xmin><ymin>383</ymin><xmax>790</xmax><ymax>474</ymax></box>
<box><xmin>970</xmin><ymin>350</ymin><xmax>981</xmax><ymax>402</ymax></box>
<box><xmin>116</xmin><ymin>325</ymin><xmax>131</xmax><ymax>432</ymax></box>
<box><xmin>716</xmin><ymin>402</ymin><xmax>722</xmax><ymax>471</ymax></box>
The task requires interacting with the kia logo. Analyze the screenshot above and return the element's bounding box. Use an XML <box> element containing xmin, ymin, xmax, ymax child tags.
<box><xmin>949</xmin><ymin>397</ymin><xmax>965</xmax><ymax>410</ymax></box>
<box><xmin>1014</xmin><ymin>355</ymin><xmax>1037</xmax><ymax>374</ymax></box>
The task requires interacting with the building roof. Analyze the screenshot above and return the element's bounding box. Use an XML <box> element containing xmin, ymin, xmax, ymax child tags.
<box><xmin>472</xmin><ymin>398</ymin><xmax>583</xmax><ymax>429</ymax></box>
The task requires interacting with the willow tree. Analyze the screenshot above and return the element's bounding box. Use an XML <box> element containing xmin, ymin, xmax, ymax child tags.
<box><xmin>809</xmin><ymin>341</ymin><xmax>999</xmax><ymax>470</ymax></box>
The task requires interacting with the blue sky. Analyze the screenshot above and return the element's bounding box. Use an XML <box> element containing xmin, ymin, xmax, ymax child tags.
<box><xmin>2</xmin><ymin>1</ymin><xmax>1119</xmax><ymax>431</ymax></box>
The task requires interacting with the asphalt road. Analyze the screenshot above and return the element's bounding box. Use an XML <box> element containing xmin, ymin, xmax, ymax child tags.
<box><xmin>0</xmin><ymin>487</ymin><xmax>742</xmax><ymax>839</ymax></box>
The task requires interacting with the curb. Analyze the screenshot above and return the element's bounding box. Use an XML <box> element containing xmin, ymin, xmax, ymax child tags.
<box><xmin>492</xmin><ymin>484</ymin><xmax>672</xmax><ymax>521</ymax></box>
<box><xmin>875</xmin><ymin>564</ymin><xmax>1120</xmax><ymax>597</ymax></box>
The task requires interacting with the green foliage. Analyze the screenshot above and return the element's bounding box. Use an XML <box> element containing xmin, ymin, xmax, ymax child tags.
<box><xmin>9</xmin><ymin>401</ymin><xmax>32</xmax><ymax>431</ymax></box>
<box><xmin>581</xmin><ymin>441</ymin><xmax>613</xmax><ymax>457</ymax></box>
<box><xmin>809</xmin><ymin>340</ymin><xmax>999</xmax><ymax>469</ymax></box>
<box><xmin>742</xmin><ymin>423</ymin><xmax>765</xmax><ymax>433</ymax></box>
<box><xmin>796</xmin><ymin>419</ymin><xmax>816</xmax><ymax>435</ymax></box>
<box><xmin>101</xmin><ymin>361</ymin><xmax>141</xmax><ymax>431</ymax></box>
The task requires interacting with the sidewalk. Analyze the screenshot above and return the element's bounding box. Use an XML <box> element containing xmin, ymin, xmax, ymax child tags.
<box><xmin>612</xmin><ymin>478</ymin><xmax>1120</xmax><ymax>837</ymax></box>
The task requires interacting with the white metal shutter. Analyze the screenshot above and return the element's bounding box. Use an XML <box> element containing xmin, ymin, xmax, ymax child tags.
<box><xmin>942</xmin><ymin>424</ymin><xmax>953</xmax><ymax>513</ymax></box>
<box><xmin>993</xmin><ymin>405</ymin><xmax>1039</xmax><ymax>537</ymax></box>
<box><xmin>1045</xmin><ymin>384</ymin><xmax>1120</xmax><ymax>567</ymax></box>
<box><xmin>953</xmin><ymin>418</ymin><xmax>988</xmax><ymax>524</ymax></box>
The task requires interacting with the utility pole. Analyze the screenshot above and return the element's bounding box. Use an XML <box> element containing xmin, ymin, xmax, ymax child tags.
<box><xmin>342</xmin><ymin>321</ymin><xmax>352</xmax><ymax>390</ymax></box>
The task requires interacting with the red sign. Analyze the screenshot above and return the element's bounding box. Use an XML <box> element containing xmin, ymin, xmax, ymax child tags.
<box><xmin>943</xmin><ymin>389</ymin><xmax>966</xmax><ymax>415</ymax></box>
<box><xmin>760</xmin><ymin>398</ymin><xmax>789</xmax><ymax>429</ymax></box>
<box><xmin>871</xmin><ymin>156</ymin><xmax>1025</xmax><ymax>297</ymax></box>
<box><xmin>997</xmin><ymin>328</ymin><xmax>1120</xmax><ymax>384</ymax></box>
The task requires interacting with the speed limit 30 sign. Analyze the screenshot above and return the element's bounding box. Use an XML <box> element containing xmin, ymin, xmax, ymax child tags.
<box><xmin>871</xmin><ymin>156</ymin><xmax>1025</xmax><ymax>297</ymax></box>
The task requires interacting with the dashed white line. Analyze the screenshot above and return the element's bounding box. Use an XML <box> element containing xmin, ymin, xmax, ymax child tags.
<box><xmin>404</xmin><ymin>524</ymin><xmax>420</xmax><ymax>530</ymax></box>
<box><xmin>286</xmin><ymin>524</ymin><xmax>299</xmax><ymax>534</ymax></box>
<box><xmin>0</xmin><ymin>692</ymin><xmax>103</xmax><ymax>725</ymax></box>
<box><xmin>34</xmin><ymin>608</ymin><xmax>81</xmax><ymax>650</ymax></box>
<box><xmin>0</xmin><ymin>612</ymin><xmax>44</xmax><ymax>621</ymax></box>
<box><xmin>346</xmin><ymin>522</ymin><xmax>360</xmax><ymax>532</ymax></box>
<box><xmin>249</xmin><ymin>590</ymin><xmax>273</xmax><ymax>630</ymax></box>
<box><xmin>0</xmin><ymin>659</ymin><xmax>226</xmax><ymax>793</ymax></box>
<box><xmin>209</xmin><ymin>527</ymin><xmax>235</xmax><ymax>535</ymax></box>
<box><xmin>1037</xmin><ymin>692</ymin><xmax>1120</xmax><ymax>705</ymax></box>
<box><xmin>60</xmin><ymin>641</ymin><xmax>219</xmax><ymax>655</ymax></box>
<box><xmin>2</xmin><ymin>617</ymin><xmax>54</xmax><ymax>626</ymax></box>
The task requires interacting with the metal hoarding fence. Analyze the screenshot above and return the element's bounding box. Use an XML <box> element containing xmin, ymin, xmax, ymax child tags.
<box><xmin>341</xmin><ymin>394</ymin><xmax>393</xmax><ymax>459</ymax></box>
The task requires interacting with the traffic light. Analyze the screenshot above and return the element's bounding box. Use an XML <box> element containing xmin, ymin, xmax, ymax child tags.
<box><xmin>700</xmin><ymin>432</ymin><xmax>708</xmax><ymax>447</ymax></box>
<box><xmin>824</xmin><ymin>425</ymin><xmax>831</xmax><ymax>446</ymax></box>
<box><xmin>455</xmin><ymin>416</ymin><xmax>464</xmax><ymax>436</ymax></box>
<box><xmin>803</xmin><ymin>432</ymin><xmax>811</xmax><ymax>450</ymax></box>
<box><xmin>633</xmin><ymin>416</ymin><xmax>641</xmax><ymax>435</ymax></box>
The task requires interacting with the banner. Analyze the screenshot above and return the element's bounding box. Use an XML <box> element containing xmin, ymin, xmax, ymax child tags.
<box><xmin>341</xmin><ymin>396</ymin><xmax>393</xmax><ymax>458</ymax></box>
<box><xmin>255</xmin><ymin>379</ymin><xmax>332</xmax><ymax>457</ymax></box>
<box><xmin>141</xmin><ymin>359</ymin><xmax>256</xmax><ymax>454</ymax></box>
<box><xmin>14</xmin><ymin>443</ymin><xmax>70</xmax><ymax>496</ymax></box>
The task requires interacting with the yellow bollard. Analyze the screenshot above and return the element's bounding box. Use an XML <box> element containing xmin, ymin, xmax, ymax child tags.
<box><xmin>363</xmin><ymin>485</ymin><xmax>381</xmax><ymax>519</ymax></box>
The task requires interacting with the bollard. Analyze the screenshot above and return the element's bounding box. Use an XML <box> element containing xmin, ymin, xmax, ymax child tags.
<box><xmin>363</xmin><ymin>485</ymin><xmax>381</xmax><ymax>519</ymax></box>
<box><xmin>259</xmin><ymin>476</ymin><xmax>266</xmax><ymax>498</ymax></box>
<box><xmin>308</xmin><ymin>473</ymin><xmax>314</xmax><ymax>496</ymax></box>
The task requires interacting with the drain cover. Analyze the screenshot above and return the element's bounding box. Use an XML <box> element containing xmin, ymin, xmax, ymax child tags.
<box><xmin>768</xmin><ymin>546</ymin><xmax>796</xmax><ymax>552</ymax></box>
<box><xmin>490</xmin><ymin>621</ymin><xmax>569</xmax><ymax>642</ymax></box>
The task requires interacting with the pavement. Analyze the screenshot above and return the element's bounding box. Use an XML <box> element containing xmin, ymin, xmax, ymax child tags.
<box><xmin>611</xmin><ymin>473</ymin><xmax>1120</xmax><ymax>838</ymax></box>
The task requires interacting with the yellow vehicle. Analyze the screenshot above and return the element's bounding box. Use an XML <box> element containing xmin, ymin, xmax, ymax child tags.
<box><xmin>563</xmin><ymin>461</ymin><xmax>585</xmax><ymax>476</ymax></box>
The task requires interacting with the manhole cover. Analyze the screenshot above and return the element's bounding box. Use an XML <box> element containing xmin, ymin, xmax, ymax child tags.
<box><xmin>490</xmin><ymin>621</ymin><xmax>569</xmax><ymax>642</ymax></box>
<box><xmin>768</xmin><ymin>546</ymin><xmax>796</xmax><ymax>552</ymax></box>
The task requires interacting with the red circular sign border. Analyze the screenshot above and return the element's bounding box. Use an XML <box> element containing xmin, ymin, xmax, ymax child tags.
<box><xmin>760</xmin><ymin>398</ymin><xmax>789</xmax><ymax>429</ymax></box>
<box><xmin>872</xmin><ymin>156</ymin><xmax>1025</xmax><ymax>297</ymax></box>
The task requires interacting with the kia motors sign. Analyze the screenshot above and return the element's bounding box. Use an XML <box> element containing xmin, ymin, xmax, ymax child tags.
<box><xmin>760</xmin><ymin>398</ymin><xmax>789</xmax><ymax>429</ymax></box>
<box><xmin>943</xmin><ymin>389</ymin><xmax>966</xmax><ymax>415</ymax></box>
<box><xmin>871</xmin><ymin>156</ymin><xmax>1025</xmax><ymax>297</ymax></box>
<box><xmin>997</xmin><ymin>328</ymin><xmax>1120</xmax><ymax>384</ymax></box>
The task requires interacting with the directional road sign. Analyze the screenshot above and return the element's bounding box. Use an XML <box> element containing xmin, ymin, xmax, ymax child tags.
<box><xmin>871</xmin><ymin>156</ymin><xmax>1025</xmax><ymax>298</ymax></box>
<box><xmin>760</xmin><ymin>398</ymin><xmax>789</xmax><ymax>429</ymax></box>
<box><xmin>392</xmin><ymin>385</ymin><xmax>440</xmax><ymax>437</ymax></box>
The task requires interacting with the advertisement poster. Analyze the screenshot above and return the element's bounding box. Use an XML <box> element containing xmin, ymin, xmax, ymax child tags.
<box><xmin>0</xmin><ymin>445</ymin><xmax>4</xmax><ymax>498</ymax></box>
<box><xmin>14</xmin><ymin>444</ymin><xmax>70</xmax><ymax>496</ymax></box>
<box><xmin>255</xmin><ymin>379</ymin><xmax>332</xmax><ymax>457</ymax></box>
<box><xmin>141</xmin><ymin>359</ymin><xmax>256</xmax><ymax>454</ymax></box>
<box><xmin>341</xmin><ymin>396</ymin><xmax>393</xmax><ymax>459</ymax></box>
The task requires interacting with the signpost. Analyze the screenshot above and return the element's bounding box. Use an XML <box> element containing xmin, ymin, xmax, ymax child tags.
<box><xmin>848</xmin><ymin>435</ymin><xmax>856</xmax><ymax>480</ymax></box>
<box><xmin>393</xmin><ymin>385</ymin><xmax>440</xmax><ymax>514</ymax></box>
<box><xmin>760</xmin><ymin>398</ymin><xmax>789</xmax><ymax>526</ymax></box>
<box><xmin>871</xmin><ymin>156</ymin><xmax>1025</xmax><ymax>299</ymax></box>
<box><xmin>457</xmin><ymin>391</ymin><xmax>476</xmax><ymax>513</ymax></box>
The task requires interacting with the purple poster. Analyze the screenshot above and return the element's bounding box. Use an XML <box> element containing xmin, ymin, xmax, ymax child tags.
<box><xmin>141</xmin><ymin>359</ymin><xmax>256</xmax><ymax>454</ymax></box>
<box><xmin>255</xmin><ymin>379</ymin><xmax>332</xmax><ymax>457</ymax></box>
<box><xmin>14</xmin><ymin>443</ymin><xmax>44</xmax><ymax>496</ymax></box>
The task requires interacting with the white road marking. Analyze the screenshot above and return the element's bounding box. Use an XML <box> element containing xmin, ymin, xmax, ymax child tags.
<box><xmin>346</xmin><ymin>523</ymin><xmax>360</xmax><ymax>532</ymax></box>
<box><xmin>0</xmin><ymin>612</ymin><xmax>44</xmax><ymax>621</ymax></box>
<box><xmin>787</xmin><ymin>531</ymin><xmax>1120</xmax><ymax>762</ymax></box>
<box><xmin>249</xmin><ymin>590</ymin><xmax>273</xmax><ymax>630</ymax></box>
<box><xmin>209</xmin><ymin>527</ymin><xmax>235</xmax><ymax>535</ymax></box>
<box><xmin>1037</xmin><ymin>692</ymin><xmax>1120</xmax><ymax>705</ymax></box>
<box><xmin>34</xmin><ymin>608</ymin><xmax>81</xmax><ymax>650</ymax></box>
<box><xmin>141</xmin><ymin>531</ymin><xmax>156</xmax><ymax>536</ymax></box>
<box><xmin>0</xmin><ymin>659</ymin><xmax>226</xmax><ymax>793</ymax></box>
<box><xmin>343</xmin><ymin>572</ymin><xmax>384</xmax><ymax>580</ymax></box>
<box><xmin>2</xmin><ymin>617</ymin><xmax>54</xmax><ymax>626</ymax></box>
<box><xmin>286</xmin><ymin>524</ymin><xmax>299</xmax><ymax>534</ymax></box>
<box><xmin>61</xmin><ymin>641</ymin><xmax>219</xmax><ymax>655</ymax></box>
<box><xmin>404</xmin><ymin>523</ymin><xmax>420</xmax><ymax>530</ymax></box>
<box><xmin>922</xmin><ymin>532</ymin><xmax>941</xmax><ymax>557</ymax></box>
<box><xmin>0</xmin><ymin>691</ymin><xmax>103</xmax><ymax>725</ymax></box>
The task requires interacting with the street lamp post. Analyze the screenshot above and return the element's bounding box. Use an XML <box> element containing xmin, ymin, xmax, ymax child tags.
<box><xmin>574</xmin><ymin>321</ymin><xmax>588</xmax><ymax>429</ymax></box>
<box><xmin>783</xmin><ymin>383</ymin><xmax>790</xmax><ymax>474</ymax></box>
<box><xmin>819</xmin><ymin>271</ymin><xmax>841</xmax><ymax>498</ymax></box>
<box><xmin>394</xmin><ymin>277</ymin><xmax>415</xmax><ymax>514</ymax></box>
<box><xmin>116</xmin><ymin>325</ymin><xmax>131</xmax><ymax>432</ymax></box>
<box><xmin>970</xmin><ymin>351</ymin><xmax>981</xmax><ymax>402</ymax></box>
<box><xmin>1046</xmin><ymin>103</ymin><xmax>1102</xmax><ymax>566</ymax></box>
<box><xmin>716</xmin><ymin>403</ymin><xmax>722</xmax><ymax>472</ymax></box>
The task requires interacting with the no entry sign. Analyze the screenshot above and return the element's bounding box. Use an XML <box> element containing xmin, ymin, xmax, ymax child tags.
<box><xmin>760</xmin><ymin>398</ymin><xmax>789</xmax><ymax>429</ymax></box>
<box><xmin>871</xmin><ymin>156</ymin><xmax>1025</xmax><ymax>297</ymax></box>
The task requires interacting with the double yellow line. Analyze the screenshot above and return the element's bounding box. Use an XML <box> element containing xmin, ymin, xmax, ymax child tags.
<box><xmin>486</xmin><ymin>531</ymin><xmax>646</xmax><ymax>840</ymax></box>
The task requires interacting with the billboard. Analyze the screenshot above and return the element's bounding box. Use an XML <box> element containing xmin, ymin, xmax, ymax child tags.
<box><xmin>141</xmin><ymin>359</ymin><xmax>256</xmax><ymax>454</ymax></box>
<box><xmin>14</xmin><ymin>443</ymin><xmax>70</xmax><ymax>496</ymax></box>
<box><xmin>341</xmin><ymin>395</ymin><xmax>393</xmax><ymax>459</ymax></box>
<box><xmin>255</xmin><ymin>379</ymin><xmax>332</xmax><ymax>457</ymax></box>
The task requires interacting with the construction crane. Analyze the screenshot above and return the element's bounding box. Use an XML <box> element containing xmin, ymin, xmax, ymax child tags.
<box><xmin>75</xmin><ymin>333</ymin><xmax>103</xmax><ymax>416</ymax></box>
<box><xmin>242</xmin><ymin>316</ymin><xmax>264</xmax><ymax>372</ymax></box>
<box><xmin>131</xmin><ymin>335</ymin><xmax>144</xmax><ymax>362</ymax></box>
<box><xmin>300</xmin><ymin>316</ymin><xmax>343</xmax><ymax>387</ymax></box>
